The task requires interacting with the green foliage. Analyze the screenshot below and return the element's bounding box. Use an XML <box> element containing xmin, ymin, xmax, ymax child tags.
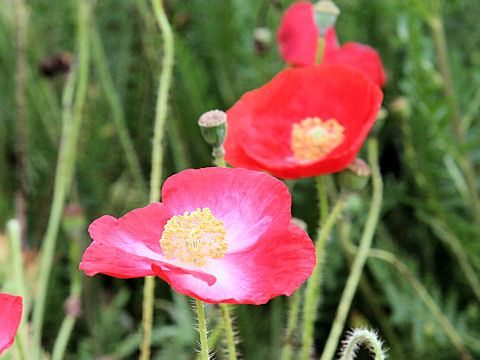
<box><xmin>1</xmin><ymin>0</ymin><xmax>480</xmax><ymax>359</ymax></box>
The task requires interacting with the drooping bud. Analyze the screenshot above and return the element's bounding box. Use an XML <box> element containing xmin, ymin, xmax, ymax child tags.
<box><xmin>313</xmin><ymin>0</ymin><xmax>340</xmax><ymax>36</ymax></box>
<box><xmin>198</xmin><ymin>110</ymin><xmax>228</xmax><ymax>157</ymax></box>
<box><xmin>338</xmin><ymin>158</ymin><xmax>371</xmax><ymax>191</ymax></box>
<box><xmin>253</xmin><ymin>26</ymin><xmax>273</xmax><ymax>55</ymax></box>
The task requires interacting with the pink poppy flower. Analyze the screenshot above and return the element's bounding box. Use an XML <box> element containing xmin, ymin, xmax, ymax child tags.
<box><xmin>0</xmin><ymin>294</ymin><xmax>23</xmax><ymax>355</ymax></box>
<box><xmin>277</xmin><ymin>1</ymin><xmax>386</xmax><ymax>87</ymax></box>
<box><xmin>79</xmin><ymin>167</ymin><xmax>316</xmax><ymax>304</ymax></box>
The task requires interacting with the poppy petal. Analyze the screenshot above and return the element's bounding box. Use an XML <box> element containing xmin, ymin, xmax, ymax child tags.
<box><xmin>162</xmin><ymin>167</ymin><xmax>292</xmax><ymax>252</ymax></box>
<box><xmin>0</xmin><ymin>294</ymin><xmax>23</xmax><ymax>355</ymax></box>
<box><xmin>151</xmin><ymin>223</ymin><xmax>315</xmax><ymax>304</ymax></box>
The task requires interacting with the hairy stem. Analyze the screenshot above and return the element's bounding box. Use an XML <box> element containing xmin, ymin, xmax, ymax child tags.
<box><xmin>300</xmin><ymin>195</ymin><xmax>348</xmax><ymax>360</ymax></box>
<box><xmin>196</xmin><ymin>300</ymin><xmax>210</xmax><ymax>360</ymax></box>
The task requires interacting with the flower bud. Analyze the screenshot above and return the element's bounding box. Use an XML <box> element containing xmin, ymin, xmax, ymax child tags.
<box><xmin>313</xmin><ymin>0</ymin><xmax>340</xmax><ymax>36</ymax></box>
<box><xmin>291</xmin><ymin>217</ymin><xmax>308</xmax><ymax>232</ymax></box>
<box><xmin>338</xmin><ymin>158</ymin><xmax>371</xmax><ymax>191</ymax></box>
<box><xmin>198</xmin><ymin>110</ymin><xmax>228</xmax><ymax>156</ymax></box>
<box><xmin>253</xmin><ymin>27</ymin><xmax>273</xmax><ymax>55</ymax></box>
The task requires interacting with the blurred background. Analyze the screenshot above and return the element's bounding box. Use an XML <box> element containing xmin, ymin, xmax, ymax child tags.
<box><xmin>1</xmin><ymin>0</ymin><xmax>480</xmax><ymax>359</ymax></box>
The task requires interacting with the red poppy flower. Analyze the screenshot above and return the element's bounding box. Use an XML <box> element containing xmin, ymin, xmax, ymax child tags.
<box><xmin>224</xmin><ymin>64</ymin><xmax>383</xmax><ymax>179</ymax></box>
<box><xmin>277</xmin><ymin>1</ymin><xmax>387</xmax><ymax>87</ymax></box>
<box><xmin>0</xmin><ymin>294</ymin><xmax>23</xmax><ymax>355</ymax></box>
<box><xmin>79</xmin><ymin>167</ymin><xmax>316</xmax><ymax>304</ymax></box>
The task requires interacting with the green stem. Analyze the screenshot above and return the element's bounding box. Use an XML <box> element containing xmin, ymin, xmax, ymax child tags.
<box><xmin>281</xmin><ymin>289</ymin><xmax>301</xmax><ymax>360</ymax></box>
<box><xmin>196</xmin><ymin>300</ymin><xmax>210</xmax><ymax>360</ymax></box>
<box><xmin>31</xmin><ymin>1</ymin><xmax>89</xmax><ymax>357</ymax></box>
<box><xmin>140</xmin><ymin>1</ymin><xmax>174</xmax><ymax>359</ymax></box>
<box><xmin>316</xmin><ymin>36</ymin><xmax>324</xmax><ymax>64</ymax></box>
<box><xmin>300</xmin><ymin>195</ymin><xmax>348</xmax><ymax>360</ymax></box>
<box><xmin>368</xmin><ymin>248</ymin><xmax>471</xmax><ymax>360</ymax></box>
<box><xmin>320</xmin><ymin>138</ymin><xmax>383</xmax><ymax>360</ymax></box>
<box><xmin>90</xmin><ymin>20</ymin><xmax>148</xmax><ymax>198</ymax></box>
<box><xmin>220</xmin><ymin>304</ymin><xmax>237</xmax><ymax>360</ymax></box>
<box><xmin>339</xmin><ymin>329</ymin><xmax>386</xmax><ymax>360</ymax></box>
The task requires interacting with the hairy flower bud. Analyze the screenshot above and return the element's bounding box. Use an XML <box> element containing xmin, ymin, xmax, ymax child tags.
<box><xmin>338</xmin><ymin>158</ymin><xmax>371</xmax><ymax>191</ymax></box>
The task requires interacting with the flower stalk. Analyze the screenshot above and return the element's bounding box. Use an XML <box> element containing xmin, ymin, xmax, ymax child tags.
<box><xmin>300</xmin><ymin>194</ymin><xmax>347</xmax><ymax>360</ymax></box>
<box><xmin>140</xmin><ymin>0</ymin><xmax>174</xmax><ymax>359</ymax></box>
<box><xmin>31</xmin><ymin>0</ymin><xmax>89</xmax><ymax>357</ymax></box>
<box><xmin>320</xmin><ymin>138</ymin><xmax>383</xmax><ymax>360</ymax></box>
<box><xmin>196</xmin><ymin>300</ymin><xmax>210</xmax><ymax>360</ymax></box>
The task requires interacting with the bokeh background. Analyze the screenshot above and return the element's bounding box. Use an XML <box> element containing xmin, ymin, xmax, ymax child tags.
<box><xmin>1</xmin><ymin>0</ymin><xmax>480</xmax><ymax>359</ymax></box>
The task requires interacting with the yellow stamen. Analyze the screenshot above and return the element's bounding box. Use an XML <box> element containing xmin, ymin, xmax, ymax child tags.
<box><xmin>291</xmin><ymin>117</ymin><xmax>345</xmax><ymax>162</ymax></box>
<box><xmin>160</xmin><ymin>208</ymin><xmax>228</xmax><ymax>266</ymax></box>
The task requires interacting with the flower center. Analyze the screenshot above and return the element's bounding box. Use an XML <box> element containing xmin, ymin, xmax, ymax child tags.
<box><xmin>291</xmin><ymin>117</ymin><xmax>345</xmax><ymax>162</ymax></box>
<box><xmin>160</xmin><ymin>208</ymin><xmax>228</xmax><ymax>266</ymax></box>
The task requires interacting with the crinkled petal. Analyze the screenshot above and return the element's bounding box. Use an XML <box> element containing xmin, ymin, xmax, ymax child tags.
<box><xmin>152</xmin><ymin>223</ymin><xmax>315</xmax><ymax>304</ymax></box>
<box><xmin>225</xmin><ymin>64</ymin><xmax>383</xmax><ymax>179</ymax></box>
<box><xmin>0</xmin><ymin>294</ymin><xmax>23</xmax><ymax>355</ymax></box>
<box><xmin>162</xmin><ymin>167</ymin><xmax>292</xmax><ymax>252</ymax></box>
<box><xmin>277</xmin><ymin>1</ymin><xmax>318</xmax><ymax>66</ymax></box>
<box><xmin>79</xmin><ymin>203</ymin><xmax>172</xmax><ymax>278</ymax></box>
<box><xmin>324</xmin><ymin>41</ymin><xmax>387</xmax><ymax>87</ymax></box>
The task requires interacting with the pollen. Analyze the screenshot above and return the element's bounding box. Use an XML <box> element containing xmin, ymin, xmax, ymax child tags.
<box><xmin>291</xmin><ymin>117</ymin><xmax>345</xmax><ymax>162</ymax></box>
<box><xmin>160</xmin><ymin>208</ymin><xmax>228</xmax><ymax>267</ymax></box>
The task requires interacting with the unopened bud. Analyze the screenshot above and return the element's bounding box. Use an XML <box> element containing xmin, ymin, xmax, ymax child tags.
<box><xmin>198</xmin><ymin>110</ymin><xmax>228</xmax><ymax>156</ymax></box>
<box><xmin>253</xmin><ymin>27</ymin><xmax>273</xmax><ymax>55</ymax></box>
<box><xmin>313</xmin><ymin>0</ymin><xmax>340</xmax><ymax>36</ymax></box>
<box><xmin>291</xmin><ymin>217</ymin><xmax>308</xmax><ymax>232</ymax></box>
<box><xmin>338</xmin><ymin>158</ymin><xmax>371</xmax><ymax>191</ymax></box>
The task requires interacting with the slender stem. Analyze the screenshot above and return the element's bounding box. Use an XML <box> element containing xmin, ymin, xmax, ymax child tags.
<box><xmin>339</xmin><ymin>329</ymin><xmax>386</xmax><ymax>360</ymax></box>
<box><xmin>140</xmin><ymin>1</ymin><xmax>174</xmax><ymax>359</ymax></box>
<box><xmin>149</xmin><ymin>0</ymin><xmax>174</xmax><ymax>203</ymax></box>
<box><xmin>368</xmin><ymin>248</ymin><xmax>471</xmax><ymax>360</ymax></box>
<box><xmin>320</xmin><ymin>138</ymin><xmax>383</xmax><ymax>360</ymax></box>
<box><xmin>281</xmin><ymin>289</ymin><xmax>301</xmax><ymax>360</ymax></box>
<box><xmin>31</xmin><ymin>1</ymin><xmax>89</xmax><ymax>357</ymax></box>
<box><xmin>316</xmin><ymin>36</ymin><xmax>324</xmax><ymax>64</ymax></box>
<box><xmin>220</xmin><ymin>304</ymin><xmax>237</xmax><ymax>360</ymax></box>
<box><xmin>90</xmin><ymin>20</ymin><xmax>147</xmax><ymax>197</ymax></box>
<box><xmin>196</xmin><ymin>300</ymin><xmax>210</xmax><ymax>360</ymax></box>
<box><xmin>300</xmin><ymin>195</ymin><xmax>348</xmax><ymax>360</ymax></box>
